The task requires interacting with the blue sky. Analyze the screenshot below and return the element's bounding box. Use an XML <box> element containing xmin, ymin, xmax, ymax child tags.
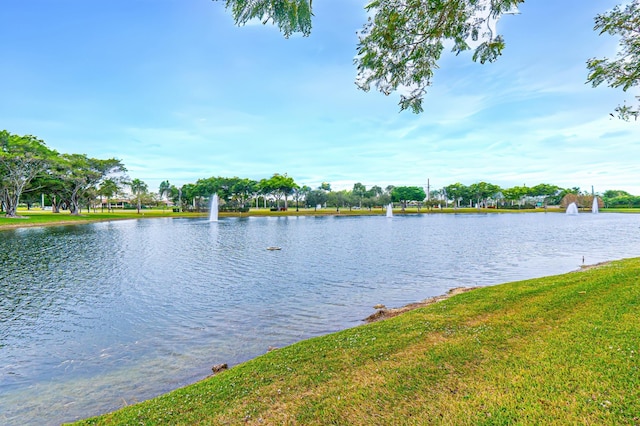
<box><xmin>2</xmin><ymin>0</ymin><xmax>639</xmax><ymax>195</ymax></box>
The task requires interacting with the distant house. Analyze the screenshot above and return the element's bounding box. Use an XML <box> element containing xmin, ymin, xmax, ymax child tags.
<box><xmin>97</xmin><ymin>198</ymin><xmax>127</xmax><ymax>209</ymax></box>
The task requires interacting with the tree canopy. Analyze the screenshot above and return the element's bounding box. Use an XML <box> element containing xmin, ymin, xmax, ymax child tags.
<box><xmin>259</xmin><ymin>173</ymin><xmax>298</xmax><ymax>209</ymax></box>
<box><xmin>586</xmin><ymin>1</ymin><xmax>640</xmax><ymax>120</ymax></box>
<box><xmin>130</xmin><ymin>178</ymin><xmax>149</xmax><ymax>214</ymax></box>
<box><xmin>391</xmin><ymin>186</ymin><xmax>426</xmax><ymax>209</ymax></box>
<box><xmin>58</xmin><ymin>154</ymin><xmax>126</xmax><ymax>215</ymax></box>
<box><xmin>0</xmin><ymin>131</ymin><xmax>55</xmax><ymax>217</ymax></box>
<box><xmin>218</xmin><ymin>0</ymin><xmax>639</xmax><ymax>117</ymax></box>
<box><xmin>0</xmin><ymin>130</ymin><xmax>126</xmax><ymax>217</ymax></box>
<box><xmin>221</xmin><ymin>0</ymin><xmax>313</xmax><ymax>37</ymax></box>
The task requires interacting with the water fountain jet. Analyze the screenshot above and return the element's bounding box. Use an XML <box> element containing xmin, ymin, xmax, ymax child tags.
<box><xmin>210</xmin><ymin>194</ymin><xmax>219</xmax><ymax>222</ymax></box>
<box><xmin>566</xmin><ymin>202</ymin><xmax>578</xmax><ymax>215</ymax></box>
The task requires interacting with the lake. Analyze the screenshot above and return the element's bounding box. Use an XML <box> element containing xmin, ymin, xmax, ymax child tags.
<box><xmin>1</xmin><ymin>212</ymin><xmax>639</xmax><ymax>425</ymax></box>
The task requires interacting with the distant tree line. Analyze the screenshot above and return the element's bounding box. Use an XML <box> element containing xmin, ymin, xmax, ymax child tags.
<box><xmin>440</xmin><ymin>182</ymin><xmax>566</xmax><ymax>209</ymax></box>
<box><xmin>162</xmin><ymin>174</ymin><xmax>640</xmax><ymax>213</ymax></box>
<box><xmin>159</xmin><ymin>174</ymin><xmax>301</xmax><ymax>213</ymax></box>
<box><xmin>601</xmin><ymin>190</ymin><xmax>640</xmax><ymax>208</ymax></box>
<box><xmin>158</xmin><ymin>175</ymin><xmax>428</xmax><ymax>213</ymax></box>
<box><xmin>3</xmin><ymin>130</ymin><xmax>639</xmax><ymax>218</ymax></box>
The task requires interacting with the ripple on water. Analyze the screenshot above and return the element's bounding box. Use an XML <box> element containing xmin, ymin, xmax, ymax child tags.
<box><xmin>1</xmin><ymin>213</ymin><xmax>639</xmax><ymax>425</ymax></box>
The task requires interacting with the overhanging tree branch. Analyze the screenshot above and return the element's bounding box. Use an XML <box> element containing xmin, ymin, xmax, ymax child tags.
<box><xmin>587</xmin><ymin>1</ymin><xmax>640</xmax><ymax>120</ymax></box>
<box><xmin>218</xmin><ymin>0</ymin><xmax>637</xmax><ymax>118</ymax></box>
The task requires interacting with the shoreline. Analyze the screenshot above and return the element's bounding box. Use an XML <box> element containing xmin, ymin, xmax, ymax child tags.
<box><xmin>199</xmin><ymin>287</ymin><xmax>483</xmax><ymax>373</ymax></box>
<box><xmin>70</xmin><ymin>260</ymin><xmax>613</xmax><ymax>424</ymax></box>
<box><xmin>361</xmin><ymin>259</ymin><xmax>612</xmax><ymax>319</ymax></box>
<box><xmin>65</xmin><ymin>259</ymin><xmax>633</xmax><ymax>424</ymax></box>
<box><xmin>363</xmin><ymin>259</ymin><xmax>613</xmax><ymax>324</ymax></box>
<box><xmin>0</xmin><ymin>206</ymin><xmax>576</xmax><ymax>232</ymax></box>
<box><xmin>363</xmin><ymin>286</ymin><xmax>479</xmax><ymax>323</ymax></box>
<box><xmin>3</xmin><ymin>205</ymin><xmax>633</xmax><ymax>233</ymax></box>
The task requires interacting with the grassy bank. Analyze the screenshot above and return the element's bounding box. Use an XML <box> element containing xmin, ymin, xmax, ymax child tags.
<box><xmin>72</xmin><ymin>258</ymin><xmax>640</xmax><ymax>425</ymax></box>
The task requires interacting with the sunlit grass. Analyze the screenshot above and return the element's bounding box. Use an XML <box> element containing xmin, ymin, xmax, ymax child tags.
<box><xmin>72</xmin><ymin>258</ymin><xmax>640</xmax><ymax>425</ymax></box>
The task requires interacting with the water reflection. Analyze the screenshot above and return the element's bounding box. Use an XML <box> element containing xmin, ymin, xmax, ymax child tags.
<box><xmin>0</xmin><ymin>213</ymin><xmax>638</xmax><ymax>425</ymax></box>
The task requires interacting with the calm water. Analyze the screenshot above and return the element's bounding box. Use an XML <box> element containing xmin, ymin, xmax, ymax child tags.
<box><xmin>1</xmin><ymin>213</ymin><xmax>639</xmax><ymax>425</ymax></box>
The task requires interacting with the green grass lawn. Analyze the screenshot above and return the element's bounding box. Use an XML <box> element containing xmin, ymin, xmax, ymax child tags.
<box><xmin>0</xmin><ymin>208</ymin><xmax>205</xmax><ymax>230</ymax></box>
<box><xmin>71</xmin><ymin>257</ymin><xmax>640</xmax><ymax>425</ymax></box>
<box><xmin>603</xmin><ymin>208</ymin><xmax>640</xmax><ymax>213</ymax></box>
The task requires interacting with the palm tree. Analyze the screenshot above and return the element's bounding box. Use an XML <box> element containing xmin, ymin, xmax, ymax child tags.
<box><xmin>294</xmin><ymin>185</ymin><xmax>311</xmax><ymax>211</ymax></box>
<box><xmin>158</xmin><ymin>180</ymin><xmax>171</xmax><ymax>198</ymax></box>
<box><xmin>130</xmin><ymin>178</ymin><xmax>148</xmax><ymax>214</ymax></box>
<box><xmin>158</xmin><ymin>180</ymin><xmax>172</xmax><ymax>211</ymax></box>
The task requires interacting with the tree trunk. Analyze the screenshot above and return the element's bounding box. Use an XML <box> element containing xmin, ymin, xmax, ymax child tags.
<box><xmin>52</xmin><ymin>195</ymin><xmax>60</xmax><ymax>213</ymax></box>
<box><xmin>4</xmin><ymin>200</ymin><xmax>18</xmax><ymax>217</ymax></box>
<box><xmin>70</xmin><ymin>201</ymin><xmax>80</xmax><ymax>215</ymax></box>
<box><xmin>3</xmin><ymin>188</ymin><xmax>19</xmax><ymax>217</ymax></box>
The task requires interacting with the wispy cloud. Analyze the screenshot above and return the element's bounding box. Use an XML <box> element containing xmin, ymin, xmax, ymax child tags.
<box><xmin>0</xmin><ymin>0</ymin><xmax>638</xmax><ymax>195</ymax></box>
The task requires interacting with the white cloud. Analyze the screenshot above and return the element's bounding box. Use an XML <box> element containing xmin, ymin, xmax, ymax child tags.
<box><xmin>1</xmin><ymin>0</ymin><xmax>639</xmax><ymax>196</ymax></box>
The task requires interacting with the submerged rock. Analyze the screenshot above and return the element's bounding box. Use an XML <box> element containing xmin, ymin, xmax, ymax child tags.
<box><xmin>364</xmin><ymin>287</ymin><xmax>478</xmax><ymax>323</ymax></box>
